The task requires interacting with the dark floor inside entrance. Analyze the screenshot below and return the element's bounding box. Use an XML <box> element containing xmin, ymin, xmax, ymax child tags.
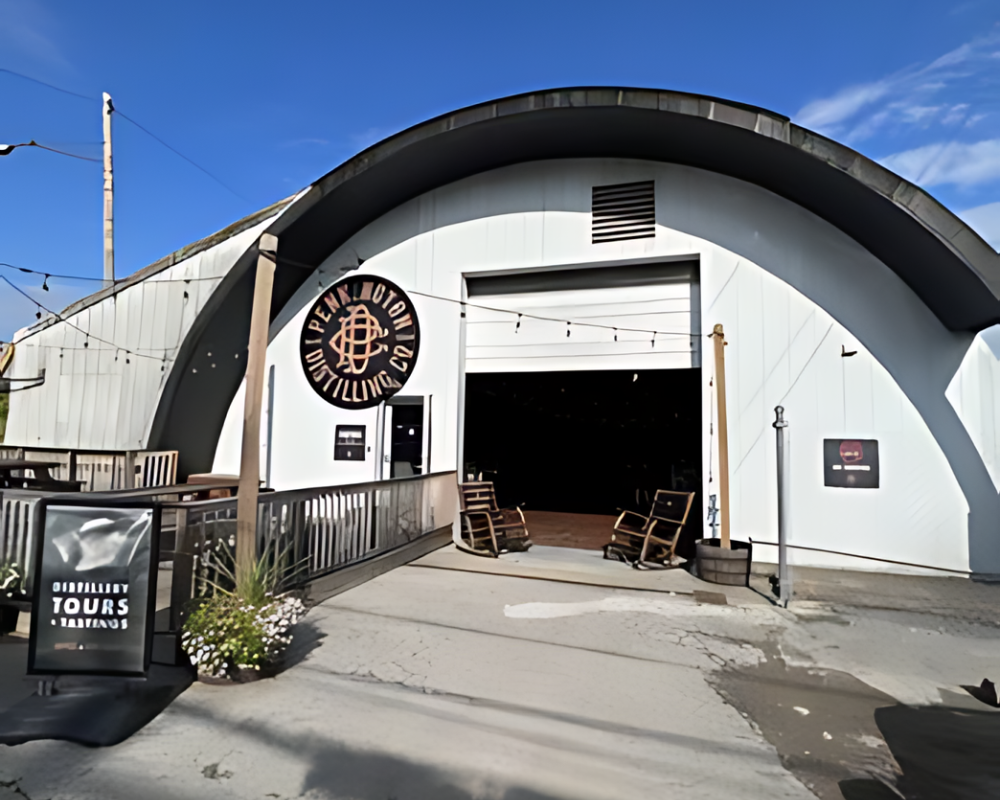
<box><xmin>464</xmin><ymin>369</ymin><xmax>703</xmax><ymax>556</ymax></box>
<box><xmin>523</xmin><ymin>511</ymin><xmax>620</xmax><ymax>551</ymax></box>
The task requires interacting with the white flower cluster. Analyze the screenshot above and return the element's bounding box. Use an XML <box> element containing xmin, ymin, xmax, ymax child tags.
<box><xmin>241</xmin><ymin>595</ymin><xmax>306</xmax><ymax>669</ymax></box>
<box><xmin>0</xmin><ymin>562</ymin><xmax>23</xmax><ymax>598</ymax></box>
<box><xmin>181</xmin><ymin>594</ymin><xmax>306</xmax><ymax>679</ymax></box>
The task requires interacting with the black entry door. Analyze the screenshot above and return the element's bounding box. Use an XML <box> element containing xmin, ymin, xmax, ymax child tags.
<box><xmin>389</xmin><ymin>402</ymin><xmax>423</xmax><ymax>477</ymax></box>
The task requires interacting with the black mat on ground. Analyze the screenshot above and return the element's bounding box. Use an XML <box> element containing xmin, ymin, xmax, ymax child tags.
<box><xmin>0</xmin><ymin>641</ymin><xmax>33</xmax><ymax>714</ymax></box>
<box><xmin>0</xmin><ymin>663</ymin><xmax>194</xmax><ymax>747</ymax></box>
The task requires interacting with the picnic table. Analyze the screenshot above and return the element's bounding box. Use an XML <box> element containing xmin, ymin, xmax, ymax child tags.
<box><xmin>0</xmin><ymin>460</ymin><xmax>84</xmax><ymax>492</ymax></box>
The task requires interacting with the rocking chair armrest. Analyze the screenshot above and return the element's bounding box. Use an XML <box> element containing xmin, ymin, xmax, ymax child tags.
<box><xmin>496</xmin><ymin>503</ymin><xmax>527</xmax><ymax>520</ymax></box>
<box><xmin>645</xmin><ymin>519</ymin><xmax>678</xmax><ymax>543</ymax></box>
<box><xmin>614</xmin><ymin>510</ymin><xmax>649</xmax><ymax>531</ymax></box>
<box><xmin>461</xmin><ymin>509</ymin><xmax>496</xmax><ymax>531</ymax></box>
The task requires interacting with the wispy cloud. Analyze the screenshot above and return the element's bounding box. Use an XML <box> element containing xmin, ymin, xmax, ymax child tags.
<box><xmin>796</xmin><ymin>80</ymin><xmax>895</xmax><ymax>133</ymax></box>
<box><xmin>796</xmin><ymin>31</ymin><xmax>1000</xmax><ymax>143</ymax></box>
<box><xmin>882</xmin><ymin>138</ymin><xmax>1000</xmax><ymax>187</ymax></box>
<box><xmin>957</xmin><ymin>200</ymin><xmax>1000</xmax><ymax>249</ymax></box>
<box><xmin>0</xmin><ymin>0</ymin><xmax>71</xmax><ymax>69</ymax></box>
<box><xmin>350</xmin><ymin>126</ymin><xmax>395</xmax><ymax>150</ymax></box>
<box><xmin>279</xmin><ymin>137</ymin><xmax>330</xmax><ymax>148</ymax></box>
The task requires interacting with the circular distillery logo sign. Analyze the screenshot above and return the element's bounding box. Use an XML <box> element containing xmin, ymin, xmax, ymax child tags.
<box><xmin>300</xmin><ymin>275</ymin><xmax>420</xmax><ymax>409</ymax></box>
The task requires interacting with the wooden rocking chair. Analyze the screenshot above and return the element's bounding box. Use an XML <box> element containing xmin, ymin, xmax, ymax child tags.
<box><xmin>458</xmin><ymin>481</ymin><xmax>532</xmax><ymax>557</ymax></box>
<box><xmin>603</xmin><ymin>489</ymin><xmax>695</xmax><ymax>568</ymax></box>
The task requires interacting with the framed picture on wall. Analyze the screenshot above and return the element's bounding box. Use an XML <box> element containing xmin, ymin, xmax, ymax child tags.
<box><xmin>824</xmin><ymin>439</ymin><xmax>879</xmax><ymax>489</ymax></box>
<box><xmin>334</xmin><ymin>425</ymin><xmax>366</xmax><ymax>461</ymax></box>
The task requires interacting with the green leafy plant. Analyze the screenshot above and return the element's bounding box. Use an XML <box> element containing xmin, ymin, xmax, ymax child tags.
<box><xmin>182</xmin><ymin>537</ymin><xmax>307</xmax><ymax>679</ymax></box>
<box><xmin>0</xmin><ymin>562</ymin><xmax>23</xmax><ymax>598</ymax></box>
<box><xmin>181</xmin><ymin>592</ymin><xmax>304</xmax><ymax>678</ymax></box>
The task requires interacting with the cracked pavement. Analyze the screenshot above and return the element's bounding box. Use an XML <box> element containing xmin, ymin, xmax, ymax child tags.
<box><xmin>2</xmin><ymin>550</ymin><xmax>999</xmax><ymax>799</ymax></box>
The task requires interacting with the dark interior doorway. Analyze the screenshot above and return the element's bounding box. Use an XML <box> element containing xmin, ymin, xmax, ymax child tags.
<box><xmin>463</xmin><ymin>369</ymin><xmax>703</xmax><ymax>556</ymax></box>
<box><xmin>388</xmin><ymin>400</ymin><xmax>423</xmax><ymax>478</ymax></box>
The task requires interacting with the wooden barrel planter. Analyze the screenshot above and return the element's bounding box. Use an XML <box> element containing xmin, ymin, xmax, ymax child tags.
<box><xmin>695</xmin><ymin>538</ymin><xmax>752</xmax><ymax>587</ymax></box>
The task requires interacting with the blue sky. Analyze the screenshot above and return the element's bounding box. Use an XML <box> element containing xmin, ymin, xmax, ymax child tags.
<box><xmin>2</xmin><ymin>0</ymin><xmax>999</xmax><ymax>341</ymax></box>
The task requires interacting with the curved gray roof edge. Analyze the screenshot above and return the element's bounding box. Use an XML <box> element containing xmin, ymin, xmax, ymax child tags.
<box><xmin>151</xmin><ymin>86</ymin><xmax>1000</xmax><ymax>477</ymax></box>
<box><xmin>788</xmin><ymin>123</ymin><xmax>998</xmax><ymax>278</ymax></box>
<box><xmin>267</xmin><ymin>86</ymin><xmax>1000</xmax><ymax>330</ymax></box>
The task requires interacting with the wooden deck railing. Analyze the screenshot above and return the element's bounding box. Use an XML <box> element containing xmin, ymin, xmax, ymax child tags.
<box><xmin>0</xmin><ymin>447</ymin><xmax>177</xmax><ymax>492</ymax></box>
<box><xmin>0</xmin><ymin>491</ymin><xmax>38</xmax><ymax>594</ymax></box>
<box><xmin>167</xmin><ymin>471</ymin><xmax>457</xmax><ymax>625</ymax></box>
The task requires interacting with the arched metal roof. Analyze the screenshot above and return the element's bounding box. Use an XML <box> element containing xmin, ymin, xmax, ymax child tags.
<box><xmin>149</xmin><ymin>87</ymin><xmax>1000</xmax><ymax>477</ymax></box>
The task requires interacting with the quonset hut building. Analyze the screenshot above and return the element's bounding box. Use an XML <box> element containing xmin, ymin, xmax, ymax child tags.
<box><xmin>5</xmin><ymin>88</ymin><xmax>1000</xmax><ymax>577</ymax></box>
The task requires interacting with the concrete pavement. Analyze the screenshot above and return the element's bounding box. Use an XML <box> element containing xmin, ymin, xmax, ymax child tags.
<box><xmin>2</xmin><ymin>545</ymin><xmax>999</xmax><ymax>799</ymax></box>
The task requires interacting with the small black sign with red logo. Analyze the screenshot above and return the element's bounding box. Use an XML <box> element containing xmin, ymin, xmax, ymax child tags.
<box><xmin>300</xmin><ymin>275</ymin><xmax>420</xmax><ymax>410</ymax></box>
<box><xmin>824</xmin><ymin>439</ymin><xmax>879</xmax><ymax>488</ymax></box>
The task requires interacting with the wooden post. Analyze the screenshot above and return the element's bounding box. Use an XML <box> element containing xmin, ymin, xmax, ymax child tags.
<box><xmin>169</xmin><ymin>507</ymin><xmax>192</xmax><ymax>631</ymax></box>
<box><xmin>236</xmin><ymin>233</ymin><xmax>278</xmax><ymax>587</ymax></box>
<box><xmin>102</xmin><ymin>93</ymin><xmax>114</xmax><ymax>284</ymax></box>
<box><xmin>712</xmin><ymin>324</ymin><xmax>731</xmax><ymax>550</ymax></box>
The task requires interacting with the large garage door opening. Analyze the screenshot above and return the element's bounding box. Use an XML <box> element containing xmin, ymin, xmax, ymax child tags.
<box><xmin>462</xmin><ymin>259</ymin><xmax>703</xmax><ymax>555</ymax></box>
<box><xmin>463</xmin><ymin>369</ymin><xmax>703</xmax><ymax>555</ymax></box>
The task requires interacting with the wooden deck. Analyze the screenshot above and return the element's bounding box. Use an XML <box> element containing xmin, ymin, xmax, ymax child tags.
<box><xmin>522</xmin><ymin>510</ymin><xmax>617</xmax><ymax>551</ymax></box>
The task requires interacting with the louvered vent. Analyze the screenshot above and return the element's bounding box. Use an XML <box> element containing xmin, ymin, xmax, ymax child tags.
<box><xmin>592</xmin><ymin>181</ymin><xmax>655</xmax><ymax>243</ymax></box>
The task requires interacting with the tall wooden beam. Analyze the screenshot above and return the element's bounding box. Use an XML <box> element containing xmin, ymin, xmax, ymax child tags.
<box><xmin>712</xmin><ymin>324</ymin><xmax>731</xmax><ymax>549</ymax></box>
<box><xmin>236</xmin><ymin>232</ymin><xmax>278</xmax><ymax>585</ymax></box>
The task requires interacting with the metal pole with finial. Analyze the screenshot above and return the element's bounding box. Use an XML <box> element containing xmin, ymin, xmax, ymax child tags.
<box><xmin>102</xmin><ymin>92</ymin><xmax>114</xmax><ymax>284</ymax></box>
<box><xmin>711</xmin><ymin>324</ymin><xmax>731</xmax><ymax>549</ymax></box>
<box><xmin>773</xmin><ymin>406</ymin><xmax>791</xmax><ymax>606</ymax></box>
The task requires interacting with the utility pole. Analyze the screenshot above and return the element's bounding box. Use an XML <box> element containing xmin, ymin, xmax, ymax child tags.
<box><xmin>235</xmin><ymin>232</ymin><xmax>278</xmax><ymax>588</ymax></box>
<box><xmin>102</xmin><ymin>92</ymin><xmax>114</xmax><ymax>284</ymax></box>
<box><xmin>711</xmin><ymin>324</ymin><xmax>731</xmax><ymax>549</ymax></box>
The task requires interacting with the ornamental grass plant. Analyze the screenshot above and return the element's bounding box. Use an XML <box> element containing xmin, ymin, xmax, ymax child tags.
<box><xmin>181</xmin><ymin>538</ymin><xmax>306</xmax><ymax>679</ymax></box>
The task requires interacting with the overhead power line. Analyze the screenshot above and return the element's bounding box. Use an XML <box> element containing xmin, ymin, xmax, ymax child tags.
<box><xmin>0</xmin><ymin>67</ymin><xmax>92</xmax><ymax>101</ymax></box>
<box><xmin>1</xmin><ymin>67</ymin><xmax>251</xmax><ymax>204</ymax></box>
<box><xmin>0</xmin><ymin>140</ymin><xmax>101</xmax><ymax>162</ymax></box>
<box><xmin>0</xmin><ymin>261</ymin><xmax>106</xmax><ymax>284</ymax></box>
<box><xmin>113</xmin><ymin>110</ymin><xmax>251</xmax><ymax>204</ymax></box>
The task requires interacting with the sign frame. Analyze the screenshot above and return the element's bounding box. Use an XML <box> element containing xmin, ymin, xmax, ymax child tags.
<box><xmin>823</xmin><ymin>438</ymin><xmax>880</xmax><ymax>489</ymax></box>
<box><xmin>300</xmin><ymin>274</ymin><xmax>420</xmax><ymax>410</ymax></box>
<box><xmin>27</xmin><ymin>498</ymin><xmax>161</xmax><ymax>678</ymax></box>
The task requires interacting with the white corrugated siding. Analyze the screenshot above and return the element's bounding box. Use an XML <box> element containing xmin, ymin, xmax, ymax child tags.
<box><xmin>946</xmin><ymin>329</ymin><xmax>1000</xmax><ymax>492</ymax></box>
<box><xmin>4</xmin><ymin>218</ymin><xmax>276</xmax><ymax>450</ymax></box>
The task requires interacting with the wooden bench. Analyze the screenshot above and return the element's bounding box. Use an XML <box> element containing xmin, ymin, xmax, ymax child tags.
<box><xmin>458</xmin><ymin>481</ymin><xmax>532</xmax><ymax>557</ymax></box>
<box><xmin>604</xmin><ymin>489</ymin><xmax>695</xmax><ymax>568</ymax></box>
